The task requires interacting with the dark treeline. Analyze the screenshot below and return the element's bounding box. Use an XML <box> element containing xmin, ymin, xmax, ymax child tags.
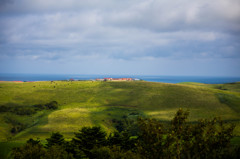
<box><xmin>11</xmin><ymin>109</ymin><xmax>240</xmax><ymax>159</ymax></box>
<box><xmin>0</xmin><ymin>101</ymin><xmax>59</xmax><ymax>115</ymax></box>
<box><xmin>1</xmin><ymin>101</ymin><xmax>58</xmax><ymax>134</ymax></box>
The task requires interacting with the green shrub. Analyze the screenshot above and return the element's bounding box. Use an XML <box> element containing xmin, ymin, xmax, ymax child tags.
<box><xmin>33</xmin><ymin>104</ymin><xmax>45</xmax><ymax>110</ymax></box>
<box><xmin>4</xmin><ymin>115</ymin><xmax>27</xmax><ymax>134</ymax></box>
<box><xmin>0</xmin><ymin>101</ymin><xmax>59</xmax><ymax>116</ymax></box>
<box><xmin>0</xmin><ymin>105</ymin><xmax>36</xmax><ymax>115</ymax></box>
<box><xmin>11</xmin><ymin>139</ymin><xmax>46</xmax><ymax>159</ymax></box>
<box><xmin>45</xmin><ymin>101</ymin><xmax>58</xmax><ymax>110</ymax></box>
<box><xmin>0</xmin><ymin>105</ymin><xmax>8</xmax><ymax>112</ymax></box>
<box><xmin>44</xmin><ymin>145</ymin><xmax>74</xmax><ymax>159</ymax></box>
<box><xmin>14</xmin><ymin>107</ymin><xmax>36</xmax><ymax>115</ymax></box>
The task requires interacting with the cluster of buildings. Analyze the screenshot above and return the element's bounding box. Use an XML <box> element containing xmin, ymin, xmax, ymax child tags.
<box><xmin>67</xmin><ymin>77</ymin><xmax>141</xmax><ymax>81</ymax></box>
<box><xmin>96</xmin><ymin>78</ymin><xmax>140</xmax><ymax>81</ymax></box>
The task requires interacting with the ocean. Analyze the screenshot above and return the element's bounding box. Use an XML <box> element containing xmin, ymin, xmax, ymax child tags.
<box><xmin>0</xmin><ymin>73</ymin><xmax>240</xmax><ymax>84</ymax></box>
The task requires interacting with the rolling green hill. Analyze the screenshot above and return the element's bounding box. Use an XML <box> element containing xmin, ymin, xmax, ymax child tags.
<box><xmin>0</xmin><ymin>81</ymin><xmax>240</xmax><ymax>158</ymax></box>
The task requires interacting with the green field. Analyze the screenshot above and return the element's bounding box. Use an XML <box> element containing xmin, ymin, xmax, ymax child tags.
<box><xmin>0</xmin><ymin>81</ymin><xmax>240</xmax><ymax>158</ymax></box>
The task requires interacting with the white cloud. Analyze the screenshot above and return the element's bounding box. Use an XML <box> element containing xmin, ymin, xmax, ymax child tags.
<box><xmin>0</xmin><ymin>0</ymin><xmax>240</xmax><ymax>63</ymax></box>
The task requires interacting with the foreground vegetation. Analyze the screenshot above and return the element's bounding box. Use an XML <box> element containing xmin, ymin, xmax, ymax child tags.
<box><xmin>0</xmin><ymin>81</ymin><xmax>240</xmax><ymax>158</ymax></box>
<box><xmin>11</xmin><ymin>109</ymin><xmax>240</xmax><ymax>159</ymax></box>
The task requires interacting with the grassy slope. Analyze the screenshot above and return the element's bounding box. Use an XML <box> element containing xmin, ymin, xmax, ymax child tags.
<box><xmin>1</xmin><ymin>81</ymin><xmax>240</xmax><ymax>158</ymax></box>
<box><xmin>0</xmin><ymin>81</ymin><xmax>239</xmax><ymax>140</ymax></box>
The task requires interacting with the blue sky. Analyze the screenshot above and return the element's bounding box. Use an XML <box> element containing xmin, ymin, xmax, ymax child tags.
<box><xmin>0</xmin><ymin>0</ymin><xmax>240</xmax><ymax>76</ymax></box>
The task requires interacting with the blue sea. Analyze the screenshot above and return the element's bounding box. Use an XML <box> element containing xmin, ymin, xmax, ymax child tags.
<box><xmin>0</xmin><ymin>73</ymin><xmax>240</xmax><ymax>84</ymax></box>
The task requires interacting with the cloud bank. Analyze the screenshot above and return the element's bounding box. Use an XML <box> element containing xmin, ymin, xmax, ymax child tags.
<box><xmin>0</xmin><ymin>0</ymin><xmax>240</xmax><ymax>76</ymax></box>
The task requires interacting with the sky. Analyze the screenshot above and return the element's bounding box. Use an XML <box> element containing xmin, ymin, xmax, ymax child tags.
<box><xmin>0</xmin><ymin>0</ymin><xmax>240</xmax><ymax>76</ymax></box>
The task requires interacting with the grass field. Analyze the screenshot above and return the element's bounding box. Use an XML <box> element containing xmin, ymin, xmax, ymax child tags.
<box><xmin>0</xmin><ymin>80</ymin><xmax>240</xmax><ymax>158</ymax></box>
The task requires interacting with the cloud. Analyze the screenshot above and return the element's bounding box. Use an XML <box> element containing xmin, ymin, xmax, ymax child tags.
<box><xmin>0</xmin><ymin>0</ymin><xmax>240</xmax><ymax>73</ymax></box>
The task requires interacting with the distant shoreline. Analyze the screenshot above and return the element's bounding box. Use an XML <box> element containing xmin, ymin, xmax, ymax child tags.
<box><xmin>1</xmin><ymin>74</ymin><xmax>240</xmax><ymax>84</ymax></box>
<box><xmin>0</xmin><ymin>80</ymin><xmax>240</xmax><ymax>85</ymax></box>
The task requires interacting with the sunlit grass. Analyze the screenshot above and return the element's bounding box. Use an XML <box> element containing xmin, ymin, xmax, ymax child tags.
<box><xmin>0</xmin><ymin>80</ymin><xmax>240</xmax><ymax>158</ymax></box>
<box><xmin>0</xmin><ymin>81</ymin><xmax>239</xmax><ymax>141</ymax></box>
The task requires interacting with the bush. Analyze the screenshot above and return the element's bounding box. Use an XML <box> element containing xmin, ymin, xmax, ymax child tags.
<box><xmin>4</xmin><ymin>115</ymin><xmax>27</xmax><ymax>134</ymax></box>
<box><xmin>90</xmin><ymin>146</ymin><xmax>111</xmax><ymax>159</ymax></box>
<box><xmin>45</xmin><ymin>101</ymin><xmax>58</xmax><ymax>110</ymax></box>
<box><xmin>0</xmin><ymin>101</ymin><xmax>59</xmax><ymax>116</ymax></box>
<box><xmin>0</xmin><ymin>105</ymin><xmax>36</xmax><ymax>115</ymax></box>
<box><xmin>11</xmin><ymin>138</ymin><xmax>46</xmax><ymax>159</ymax></box>
<box><xmin>14</xmin><ymin>107</ymin><xmax>36</xmax><ymax>115</ymax></box>
<box><xmin>108</xmin><ymin>131</ymin><xmax>137</xmax><ymax>151</ymax></box>
<box><xmin>91</xmin><ymin>146</ymin><xmax>140</xmax><ymax>159</ymax></box>
<box><xmin>45</xmin><ymin>145</ymin><xmax>74</xmax><ymax>159</ymax></box>
<box><xmin>0</xmin><ymin>105</ymin><xmax>8</xmax><ymax>112</ymax></box>
<box><xmin>33</xmin><ymin>104</ymin><xmax>45</xmax><ymax>110</ymax></box>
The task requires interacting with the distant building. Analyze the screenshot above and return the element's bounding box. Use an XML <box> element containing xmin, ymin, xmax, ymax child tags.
<box><xmin>112</xmin><ymin>78</ymin><xmax>133</xmax><ymax>81</ymax></box>
<box><xmin>104</xmin><ymin>78</ymin><xmax>113</xmax><ymax>81</ymax></box>
<box><xmin>96</xmin><ymin>78</ymin><xmax>133</xmax><ymax>81</ymax></box>
<box><xmin>96</xmin><ymin>78</ymin><xmax>104</xmax><ymax>81</ymax></box>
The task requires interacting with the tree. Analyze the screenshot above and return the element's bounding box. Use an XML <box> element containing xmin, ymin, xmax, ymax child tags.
<box><xmin>11</xmin><ymin>109</ymin><xmax>239</xmax><ymax>159</ymax></box>
<box><xmin>136</xmin><ymin>117</ymin><xmax>166</xmax><ymax>159</ymax></box>
<box><xmin>72</xmin><ymin>126</ymin><xmax>107</xmax><ymax>158</ymax></box>
<box><xmin>90</xmin><ymin>145</ymin><xmax>140</xmax><ymax>159</ymax></box>
<box><xmin>44</xmin><ymin>145</ymin><xmax>74</xmax><ymax>159</ymax></box>
<box><xmin>136</xmin><ymin>108</ymin><xmax>237</xmax><ymax>159</ymax></box>
<box><xmin>11</xmin><ymin>138</ymin><xmax>46</xmax><ymax>159</ymax></box>
<box><xmin>46</xmin><ymin>132</ymin><xmax>65</xmax><ymax>149</ymax></box>
<box><xmin>108</xmin><ymin>131</ymin><xmax>137</xmax><ymax>151</ymax></box>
